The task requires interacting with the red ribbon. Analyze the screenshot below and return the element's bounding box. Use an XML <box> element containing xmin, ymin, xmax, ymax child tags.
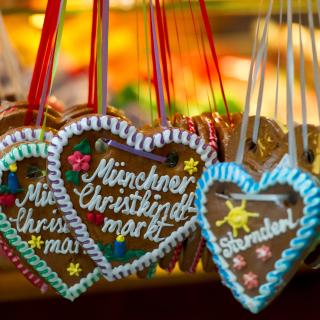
<box><xmin>88</xmin><ymin>0</ymin><xmax>98</xmax><ymax>112</ymax></box>
<box><xmin>155</xmin><ymin>0</ymin><xmax>171</xmax><ymax>115</ymax></box>
<box><xmin>150</xmin><ymin>11</ymin><xmax>161</xmax><ymax>119</ymax></box>
<box><xmin>26</xmin><ymin>0</ymin><xmax>61</xmax><ymax>125</ymax></box>
<box><xmin>199</xmin><ymin>0</ymin><xmax>232</xmax><ymax>124</ymax></box>
<box><xmin>161</xmin><ymin>1</ymin><xmax>176</xmax><ymax>111</ymax></box>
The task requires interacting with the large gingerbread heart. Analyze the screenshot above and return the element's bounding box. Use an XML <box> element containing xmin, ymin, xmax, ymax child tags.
<box><xmin>195</xmin><ymin>162</ymin><xmax>320</xmax><ymax>313</ymax></box>
<box><xmin>0</xmin><ymin>142</ymin><xmax>101</xmax><ymax>300</ymax></box>
<box><xmin>47</xmin><ymin>115</ymin><xmax>217</xmax><ymax>280</ymax></box>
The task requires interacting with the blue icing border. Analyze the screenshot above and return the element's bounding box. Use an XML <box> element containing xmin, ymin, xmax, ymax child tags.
<box><xmin>195</xmin><ymin>162</ymin><xmax>320</xmax><ymax>313</ymax></box>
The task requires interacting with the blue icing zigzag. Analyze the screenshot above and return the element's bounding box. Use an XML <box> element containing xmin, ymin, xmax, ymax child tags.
<box><xmin>195</xmin><ymin>162</ymin><xmax>320</xmax><ymax>313</ymax></box>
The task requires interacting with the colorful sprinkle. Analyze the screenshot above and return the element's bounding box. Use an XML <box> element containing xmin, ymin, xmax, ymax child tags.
<box><xmin>243</xmin><ymin>272</ymin><xmax>259</xmax><ymax>290</ymax></box>
<box><xmin>256</xmin><ymin>245</ymin><xmax>272</xmax><ymax>262</ymax></box>
<box><xmin>67</xmin><ymin>262</ymin><xmax>82</xmax><ymax>277</ymax></box>
<box><xmin>86</xmin><ymin>212</ymin><xmax>104</xmax><ymax>226</ymax></box>
<box><xmin>28</xmin><ymin>235</ymin><xmax>44</xmax><ymax>250</ymax></box>
<box><xmin>232</xmin><ymin>254</ymin><xmax>247</xmax><ymax>270</ymax></box>
<box><xmin>67</xmin><ymin>151</ymin><xmax>91</xmax><ymax>172</ymax></box>
<box><xmin>184</xmin><ymin>158</ymin><xmax>199</xmax><ymax>175</ymax></box>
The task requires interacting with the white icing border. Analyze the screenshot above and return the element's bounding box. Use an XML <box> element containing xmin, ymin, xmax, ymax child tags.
<box><xmin>0</xmin><ymin>127</ymin><xmax>54</xmax><ymax>150</ymax></box>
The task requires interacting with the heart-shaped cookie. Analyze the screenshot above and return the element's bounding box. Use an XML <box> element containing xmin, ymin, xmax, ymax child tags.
<box><xmin>47</xmin><ymin>115</ymin><xmax>217</xmax><ymax>280</ymax></box>
<box><xmin>0</xmin><ymin>142</ymin><xmax>101</xmax><ymax>300</ymax></box>
<box><xmin>195</xmin><ymin>162</ymin><xmax>320</xmax><ymax>313</ymax></box>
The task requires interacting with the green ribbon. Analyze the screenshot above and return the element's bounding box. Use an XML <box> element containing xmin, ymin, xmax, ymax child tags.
<box><xmin>142</xmin><ymin>0</ymin><xmax>153</xmax><ymax>125</ymax></box>
<box><xmin>40</xmin><ymin>0</ymin><xmax>67</xmax><ymax>142</ymax></box>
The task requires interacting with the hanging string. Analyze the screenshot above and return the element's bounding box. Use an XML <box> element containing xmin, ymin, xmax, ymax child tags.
<box><xmin>170</xmin><ymin>0</ymin><xmax>189</xmax><ymax>116</ymax></box>
<box><xmin>235</xmin><ymin>0</ymin><xmax>273</xmax><ymax>164</ymax></box>
<box><xmin>39</xmin><ymin>0</ymin><xmax>66</xmax><ymax>135</ymax></box>
<box><xmin>287</xmin><ymin>0</ymin><xmax>298</xmax><ymax>168</ymax></box>
<box><xmin>150</xmin><ymin>17</ymin><xmax>161</xmax><ymax>118</ymax></box>
<box><xmin>150</xmin><ymin>0</ymin><xmax>167</xmax><ymax>127</ymax></box>
<box><xmin>96</xmin><ymin>0</ymin><xmax>103</xmax><ymax>114</ymax></box>
<box><xmin>274</xmin><ymin>0</ymin><xmax>283</xmax><ymax>120</ymax></box>
<box><xmin>198</xmin><ymin>0</ymin><xmax>232</xmax><ymax>124</ymax></box>
<box><xmin>155</xmin><ymin>0</ymin><xmax>172</xmax><ymax>116</ymax></box>
<box><xmin>88</xmin><ymin>0</ymin><xmax>98</xmax><ymax>111</ymax></box>
<box><xmin>298</xmin><ymin>2</ymin><xmax>308</xmax><ymax>153</ymax></box>
<box><xmin>101</xmin><ymin>0</ymin><xmax>109</xmax><ymax>115</ymax></box>
<box><xmin>307</xmin><ymin>0</ymin><xmax>320</xmax><ymax>124</ymax></box>
<box><xmin>161</xmin><ymin>1</ymin><xmax>176</xmax><ymax>114</ymax></box>
<box><xmin>142</xmin><ymin>0</ymin><xmax>153</xmax><ymax>124</ymax></box>
<box><xmin>187</xmin><ymin>0</ymin><xmax>214</xmax><ymax>114</ymax></box>
<box><xmin>252</xmin><ymin>36</ymin><xmax>268</xmax><ymax>144</ymax></box>
<box><xmin>199</xmin><ymin>21</ymin><xmax>217</xmax><ymax>112</ymax></box>
<box><xmin>177</xmin><ymin>0</ymin><xmax>201</xmax><ymax>115</ymax></box>
<box><xmin>26</xmin><ymin>0</ymin><xmax>61</xmax><ymax>125</ymax></box>
<box><xmin>135</xmin><ymin>0</ymin><xmax>141</xmax><ymax>108</ymax></box>
<box><xmin>37</xmin><ymin>0</ymin><xmax>65</xmax><ymax>126</ymax></box>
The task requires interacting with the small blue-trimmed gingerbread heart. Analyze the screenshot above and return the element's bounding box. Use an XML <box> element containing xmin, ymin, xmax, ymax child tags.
<box><xmin>195</xmin><ymin>162</ymin><xmax>320</xmax><ymax>313</ymax></box>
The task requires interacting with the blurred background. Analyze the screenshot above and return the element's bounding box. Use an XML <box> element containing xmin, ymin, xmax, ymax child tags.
<box><xmin>0</xmin><ymin>1</ymin><xmax>319</xmax><ymax>319</ymax></box>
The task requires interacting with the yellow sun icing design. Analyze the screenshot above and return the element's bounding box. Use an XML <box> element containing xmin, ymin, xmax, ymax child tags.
<box><xmin>67</xmin><ymin>263</ymin><xmax>82</xmax><ymax>277</ymax></box>
<box><xmin>184</xmin><ymin>158</ymin><xmax>199</xmax><ymax>175</ymax></box>
<box><xmin>28</xmin><ymin>235</ymin><xmax>44</xmax><ymax>249</ymax></box>
<box><xmin>216</xmin><ymin>200</ymin><xmax>260</xmax><ymax>237</ymax></box>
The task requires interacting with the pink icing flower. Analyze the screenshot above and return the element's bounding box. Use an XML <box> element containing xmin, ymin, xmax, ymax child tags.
<box><xmin>243</xmin><ymin>272</ymin><xmax>259</xmax><ymax>290</ymax></box>
<box><xmin>68</xmin><ymin>151</ymin><xmax>91</xmax><ymax>172</ymax></box>
<box><xmin>232</xmin><ymin>254</ymin><xmax>247</xmax><ymax>270</ymax></box>
<box><xmin>256</xmin><ymin>245</ymin><xmax>272</xmax><ymax>262</ymax></box>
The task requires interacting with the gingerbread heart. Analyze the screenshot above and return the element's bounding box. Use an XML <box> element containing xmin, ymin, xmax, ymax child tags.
<box><xmin>195</xmin><ymin>162</ymin><xmax>320</xmax><ymax>313</ymax></box>
<box><xmin>0</xmin><ymin>142</ymin><xmax>101</xmax><ymax>300</ymax></box>
<box><xmin>47</xmin><ymin>115</ymin><xmax>217</xmax><ymax>280</ymax></box>
<box><xmin>219</xmin><ymin>115</ymin><xmax>286</xmax><ymax>176</ymax></box>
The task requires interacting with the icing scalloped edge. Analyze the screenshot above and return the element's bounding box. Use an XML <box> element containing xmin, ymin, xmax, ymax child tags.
<box><xmin>0</xmin><ymin>142</ymin><xmax>101</xmax><ymax>301</ymax></box>
<box><xmin>195</xmin><ymin>162</ymin><xmax>320</xmax><ymax>313</ymax></box>
<box><xmin>0</xmin><ymin>127</ymin><xmax>54</xmax><ymax>149</ymax></box>
<box><xmin>47</xmin><ymin>114</ymin><xmax>218</xmax><ymax>280</ymax></box>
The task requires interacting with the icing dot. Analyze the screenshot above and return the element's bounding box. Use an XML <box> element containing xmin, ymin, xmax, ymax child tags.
<box><xmin>154</xmin><ymin>194</ymin><xmax>161</xmax><ymax>201</ymax></box>
<box><xmin>119</xmin><ymin>188</ymin><xmax>124</xmax><ymax>194</ymax></box>
<box><xmin>121</xmin><ymin>162</ymin><xmax>125</xmax><ymax>166</ymax></box>
<box><xmin>115</xmin><ymin>162</ymin><xmax>120</xmax><ymax>167</ymax></box>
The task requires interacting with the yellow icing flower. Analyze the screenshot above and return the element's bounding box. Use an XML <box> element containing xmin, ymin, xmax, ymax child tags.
<box><xmin>216</xmin><ymin>200</ymin><xmax>260</xmax><ymax>237</ymax></box>
<box><xmin>67</xmin><ymin>262</ymin><xmax>82</xmax><ymax>277</ymax></box>
<box><xmin>184</xmin><ymin>158</ymin><xmax>199</xmax><ymax>175</ymax></box>
<box><xmin>28</xmin><ymin>235</ymin><xmax>44</xmax><ymax>249</ymax></box>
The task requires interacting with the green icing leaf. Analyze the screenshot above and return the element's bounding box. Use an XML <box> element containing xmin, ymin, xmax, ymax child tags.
<box><xmin>0</xmin><ymin>185</ymin><xmax>10</xmax><ymax>194</ymax></box>
<box><xmin>73</xmin><ymin>138</ymin><xmax>91</xmax><ymax>155</ymax></box>
<box><xmin>66</xmin><ymin>170</ymin><xmax>80</xmax><ymax>185</ymax></box>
